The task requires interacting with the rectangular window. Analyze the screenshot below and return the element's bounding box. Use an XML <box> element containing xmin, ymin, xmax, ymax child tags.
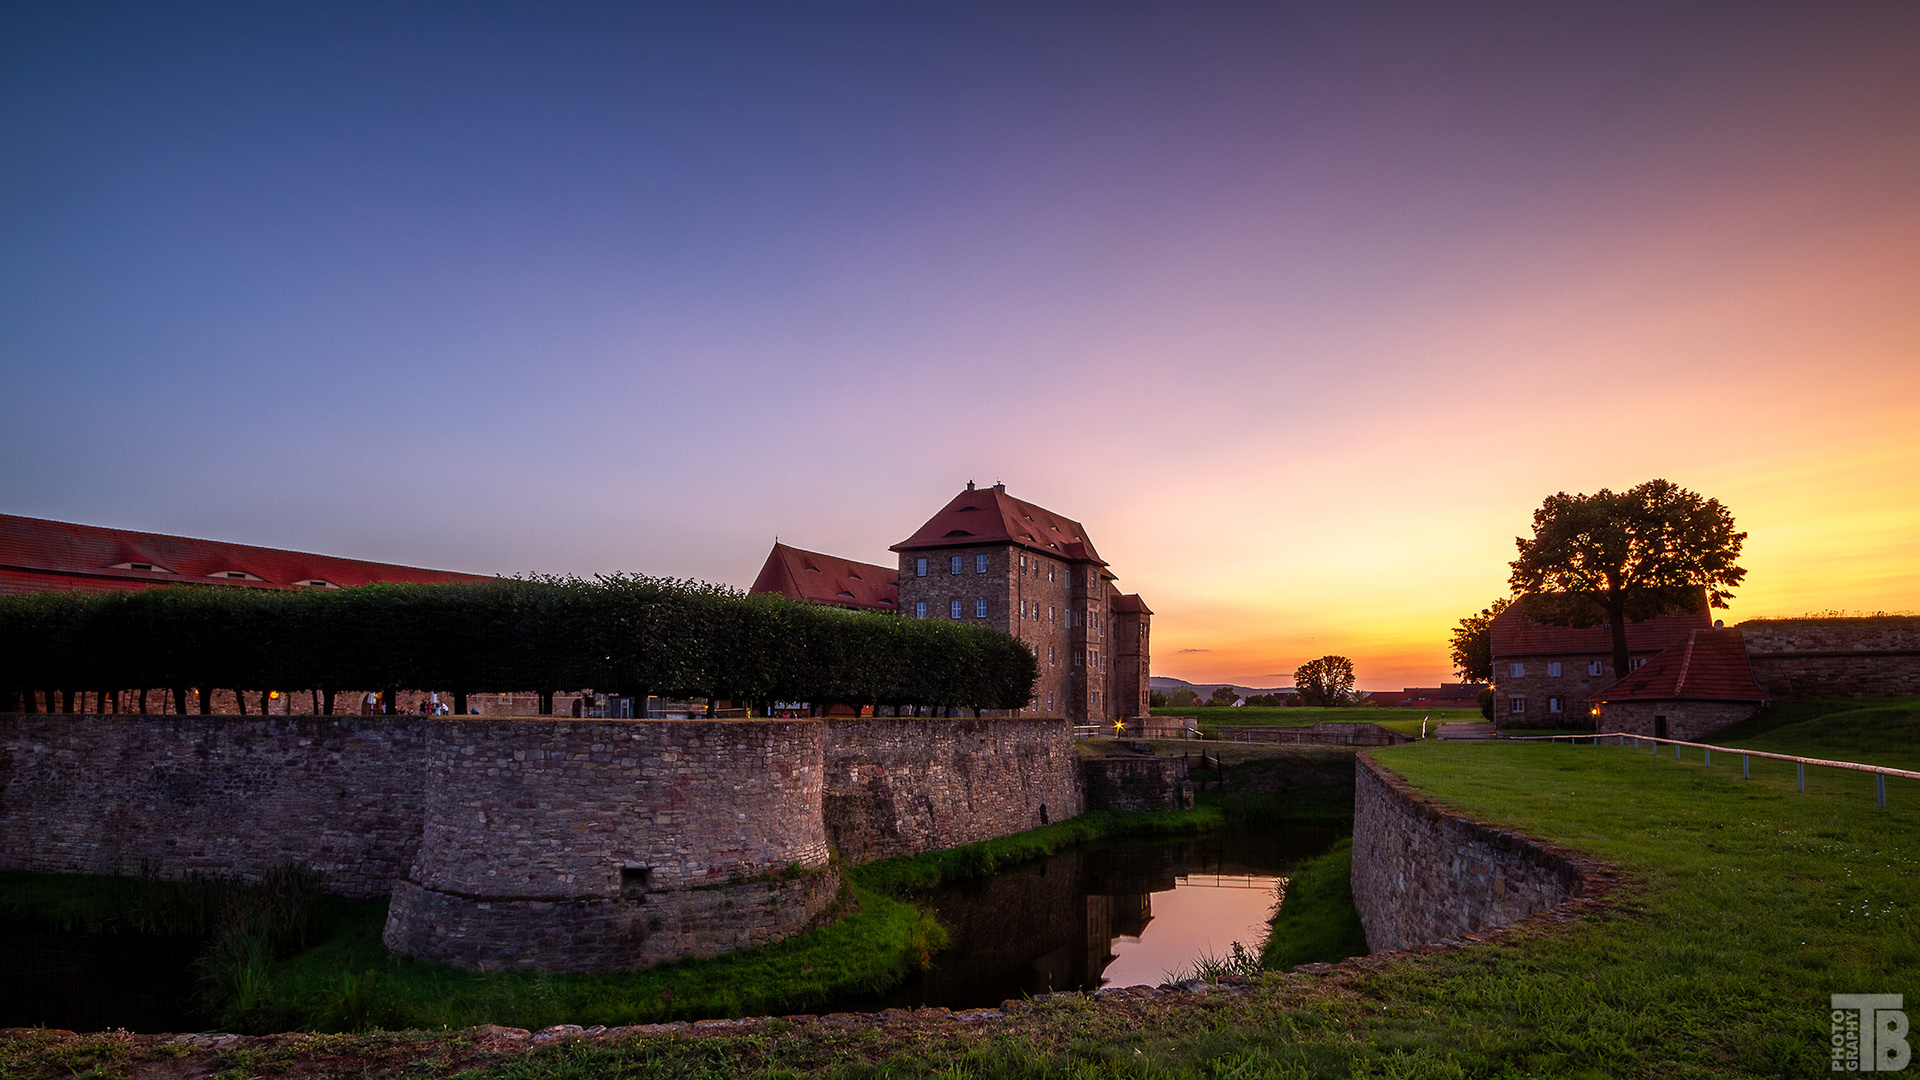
<box><xmin>975</xmin><ymin>598</ymin><xmax>987</xmax><ymax>618</ymax></box>
<box><xmin>1048</xmin><ymin>646</ymin><xmax>1055</xmax><ymax>666</ymax></box>
<box><xmin>975</xmin><ymin>553</ymin><xmax>988</xmax><ymax>574</ymax></box>
<box><xmin>915</xmin><ymin>601</ymin><xmax>926</xmax><ymax>619</ymax></box>
<box><xmin>1509</xmin><ymin>662</ymin><xmax>1525</xmax><ymax>678</ymax></box>
<box><xmin>1549</xmin><ymin>697</ymin><xmax>1563</xmax><ymax>714</ymax></box>
<box><xmin>1510</xmin><ymin>696</ymin><xmax>1526</xmax><ymax>714</ymax></box>
<box><xmin>1629</xmin><ymin>658</ymin><xmax>1645</xmax><ymax>672</ymax></box>
<box><xmin>1019</xmin><ymin>555</ymin><xmax>1026</xmax><ymax>572</ymax></box>
<box><xmin>949</xmin><ymin>599</ymin><xmax>962</xmax><ymax>619</ymax></box>
<box><xmin>1548</xmin><ymin>662</ymin><xmax>1562</xmax><ymax>678</ymax></box>
<box><xmin>1075</xmin><ymin>651</ymin><xmax>1083</xmax><ymax>666</ymax></box>
<box><xmin>950</xmin><ymin>555</ymin><xmax>963</xmax><ymax>575</ymax></box>
<box><xmin>1064</xmin><ymin>569</ymin><xmax>1072</xmax><ymax>588</ymax></box>
<box><xmin>1588</xmin><ymin>660</ymin><xmax>1604</xmax><ymax>676</ymax></box>
<box><xmin>1020</xmin><ymin>600</ymin><xmax>1027</xmax><ymax>617</ymax></box>
<box><xmin>1050</xmin><ymin>606</ymin><xmax>1056</xmax><ymax>623</ymax></box>
<box><xmin>1048</xmin><ymin>564</ymin><xmax>1054</xmax><ymax>582</ymax></box>
<box><xmin>915</xmin><ymin>558</ymin><xmax>927</xmax><ymax>577</ymax></box>
<box><xmin>1047</xmin><ymin>692</ymin><xmax>1054</xmax><ymax>710</ymax></box>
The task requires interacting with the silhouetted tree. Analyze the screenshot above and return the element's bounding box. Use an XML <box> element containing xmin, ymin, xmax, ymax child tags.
<box><xmin>1207</xmin><ymin>685</ymin><xmax>1240</xmax><ymax>706</ymax></box>
<box><xmin>1293</xmin><ymin>656</ymin><xmax>1355</xmax><ymax>707</ymax></box>
<box><xmin>1508</xmin><ymin>479</ymin><xmax>1746</xmax><ymax>680</ymax></box>
<box><xmin>1448</xmin><ymin>597</ymin><xmax>1512</xmax><ymax>682</ymax></box>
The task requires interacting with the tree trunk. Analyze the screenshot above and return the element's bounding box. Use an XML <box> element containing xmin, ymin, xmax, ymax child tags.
<box><xmin>1606</xmin><ymin>592</ymin><xmax>1632</xmax><ymax>681</ymax></box>
<box><xmin>235</xmin><ymin>690</ymin><xmax>248</xmax><ymax>715</ymax></box>
<box><xmin>453</xmin><ymin>690</ymin><xmax>468</xmax><ymax>715</ymax></box>
<box><xmin>538</xmin><ymin>690</ymin><xmax>554</xmax><ymax>715</ymax></box>
<box><xmin>139</xmin><ymin>688</ymin><xmax>149</xmax><ymax>714</ymax></box>
<box><xmin>198</xmin><ymin>688</ymin><xmax>212</xmax><ymax>715</ymax></box>
<box><xmin>61</xmin><ymin>689</ymin><xmax>74</xmax><ymax>714</ymax></box>
<box><xmin>322</xmin><ymin>688</ymin><xmax>336</xmax><ymax>715</ymax></box>
<box><xmin>173</xmin><ymin>687</ymin><xmax>187</xmax><ymax>714</ymax></box>
<box><xmin>260</xmin><ymin>690</ymin><xmax>272</xmax><ymax>715</ymax></box>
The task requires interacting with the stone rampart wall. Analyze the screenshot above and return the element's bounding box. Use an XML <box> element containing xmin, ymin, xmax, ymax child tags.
<box><xmin>1081</xmin><ymin>756</ymin><xmax>1193</xmax><ymax>812</ymax></box>
<box><xmin>0</xmin><ymin>714</ymin><xmax>425</xmax><ymax>897</ymax></box>
<box><xmin>822</xmin><ymin>716</ymin><xmax>1083</xmax><ymax>864</ymax></box>
<box><xmin>1739</xmin><ymin>617</ymin><xmax>1920</xmax><ymax>700</ymax></box>
<box><xmin>385</xmin><ymin>718</ymin><xmax>836</xmax><ymax>972</ymax></box>
<box><xmin>1349</xmin><ymin>753</ymin><xmax>1586</xmax><ymax>952</ymax></box>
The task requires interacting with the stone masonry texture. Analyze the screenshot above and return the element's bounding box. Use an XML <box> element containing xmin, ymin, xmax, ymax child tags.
<box><xmin>0</xmin><ymin>713</ymin><xmax>426</xmax><ymax>896</ymax></box>
<box><xmin>1081</xmin><ymin>756</ymin><xmax>1194</xmax><ymax>812</ymax></box>
<box><xmin>1</xmin><ymin>712</ymin><xmax>1084</xmax><ymax>971</ymax></box>
<box><xmin>1738</xmin><ymin>617</ymin><xmax>1920</xmax><ymax>700</ymax></box>
<box><xmin>1349</xmin><ymin>753</ymin><xmax>1586</xmax><ymax>952</ymax></box>
<box><xmin>821</xmin><ymin>716</ymin><xmax>1084</xmax><ymax>864</ymax></box>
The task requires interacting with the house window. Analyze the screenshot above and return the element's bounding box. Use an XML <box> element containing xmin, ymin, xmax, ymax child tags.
<box><xmin>916</xmin><ymin>558</ymin><xmax>927</xmax><ymax>578</ymax></box>
<box><xmin>1510</xmin><ymin>697</ymin><xmax>1526</xmax><ymax>714</ymax></box>
<box><xmin>1509</xmin><ymin>662</ymin><xmax>1525</xmax><ymax>678</ymax></box>
<box><xmin>1020</xmin><ymin>600</ymin><xmax>1027</xmax><ymax>617</ymax></box>
<box><xmin>915</xmin><ymin>601</ymin><xmax>927</xmax><ymax>619</ymax></box>
<box><xmin>1588</xmin><ymin>660</ymin><xmax>1604</xmax><ymax>676</ymax></box>
<box><xmin>1047</xmin><ymin>692</ymin><xmax>1054</xmax><ymax>710</ymax></box>
<box><xmin>1629</xmin><ymin>658</ymin><xmax>1645</xmax><ymax>672</ymax></box>
<box><xmin>1064</xmin><ymin>569</ymin><xmax>1072</xmax><ymax>588</ymax></box>
<box><xmin>950</xmin><ymin>599</ymin><xmax>962</xmax><ymax>619</ymax></box>
<box><xmin>1048</xmin><ymin>564</ymin><xmax>1054</xmax><ymax>582</ymax></box>
<box><xmin>1050</xmin><ymin>606</ymin><xmax>1055</xmax><ymax>623</ymax></box>
<box><xmin>1048</xmin><ymin>646</ymin><xmax>1055</xmax><ymax>666</ymax></box>
<box><xmin>1548</xmin><ymin>662</ymin><xmax>1562</xmax><ymax>678</ymax></box>
<box><xmin>1549</xmin><ymin>697</ymin><xmax>1563</xmax><ymax>714</ymax></box>
<box><xmin>950</xmin><ymin>555</ymin><xmax>963</xmax><ymax>575</ymax></box>
<box><xmin>975</xmin><ymin>598</ymin><xmax>987</xmax><ymax>618</ymax></box>
<box><xmin>1019</xmin><ymin>555</ymin><xmax>1026</xmax><ymax>572</ymax></box>
<box><xmin>1075</xmin><ymin>651</ymin><xmax>1083</xmax><ymax>666</ymax></box>
<box><xmin>975</xmin><ymin>554</ymin><xmax>988</xmax><ymax>574</ymax></box>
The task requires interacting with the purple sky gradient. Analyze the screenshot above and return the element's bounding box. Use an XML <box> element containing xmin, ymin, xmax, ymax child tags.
<box><xmin>5</xmin><ymin>3</ymin><xmax>1917</xmax><ymax>686</ymax></box>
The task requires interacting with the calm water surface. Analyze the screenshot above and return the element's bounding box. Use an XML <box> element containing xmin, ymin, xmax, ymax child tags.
<box><xmin>835</xmin><ymin>823</ymin><xmax>1347</xmax><ymax>1013</ymax></box>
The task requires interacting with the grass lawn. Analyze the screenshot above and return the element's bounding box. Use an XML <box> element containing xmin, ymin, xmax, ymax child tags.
<box><xmin>1708</xmin><ymin>697</ymin><xmax>1920</xmax><ymax>772</ymax></box>
<box><xmin>1153</xmin><ymin>706</ymin><xmax>1482</xmax><ymax>738</ymax></box>
<box><xmin>8</xmin><ymin>706</ymin><xmax>1915</xmax><ymax>1078</ymax></box>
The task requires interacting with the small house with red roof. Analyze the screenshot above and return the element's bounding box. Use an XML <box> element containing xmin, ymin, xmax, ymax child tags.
<box><xmin>749</xmin><ymin>543</ymin><xmax>899</xmax><ymax>614</ymax></box>
<box><xmin>1488</xmin><ymin>595</ymin><xmax>1714</xmax><ymax>727</ymax></box>
<box><xmin>1589</xmin><ymin>628</ymin><xmax>1766</xmax><ymax>739</ymax></box>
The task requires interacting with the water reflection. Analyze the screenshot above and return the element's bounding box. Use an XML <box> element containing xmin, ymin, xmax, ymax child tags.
<box><xmin>0</xmin><ymin>922</ymin><xmax>205</xmax><ymax>1032</ymax></box>
<box><xmin>844</xmin><ymin>824</ymin><xmax>1344</xmax><ymax>1012</ymax></box>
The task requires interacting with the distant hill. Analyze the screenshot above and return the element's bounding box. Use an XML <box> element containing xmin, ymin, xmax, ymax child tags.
<box><xmin>1149</xmin><ymin>676</ymin><xmax>1293</xmax><ymax>699</ymax></box>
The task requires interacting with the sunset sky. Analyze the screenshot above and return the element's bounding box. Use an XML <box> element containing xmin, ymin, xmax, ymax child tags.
<box><xmin>3</xmin><ymin>3</ymin><xmax>1916</xmax><ymax>688</ymax></box>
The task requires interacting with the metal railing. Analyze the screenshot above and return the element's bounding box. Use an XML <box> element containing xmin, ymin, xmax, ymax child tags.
<box><xmin>1508</xmin><ymin>731</ymin><xmax>1918</xmax><ymax>807</ymax></box>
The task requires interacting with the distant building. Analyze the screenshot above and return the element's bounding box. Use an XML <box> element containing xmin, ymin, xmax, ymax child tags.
<box><xmin>889</xmin><ymin>482</ymin><xmax>1151</xmax><ymax>723</ymax></box>
<box><xmin>1371</xmin><ymin>683</ymin><xmax>1485</xmax><ymax>709</ymax></box>
<box><xmin>749</xmin><ymin>542</ymin><xmax>899</xmax><ymax>613</ymax></box>
<box><xmin>0</xmin><ymin>513</ymin><xmax>488</xmax><ymax>597</ymax></box>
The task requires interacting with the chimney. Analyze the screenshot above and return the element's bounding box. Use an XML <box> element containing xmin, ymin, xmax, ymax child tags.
<box><xmin>966</xmin><ymin>480</ymin><xmax>975</xmax><ymax>491</ymax></box>
<box><xmin>993</xmin><ymin>481</ymin><xmax>1005</xmax><ymax>493</ymax></box>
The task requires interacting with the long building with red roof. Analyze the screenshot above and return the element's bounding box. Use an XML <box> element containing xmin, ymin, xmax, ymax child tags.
<box><xmin>0</xmin><ymin>513</ymin><xmax>490</xmax><ymax>597</ymax></box>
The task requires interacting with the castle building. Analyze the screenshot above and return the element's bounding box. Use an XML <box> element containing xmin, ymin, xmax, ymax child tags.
<box><xmin>889</xmin><ymin>483</ymin><xmax>1151</xmax><ymax>724</ymax></box>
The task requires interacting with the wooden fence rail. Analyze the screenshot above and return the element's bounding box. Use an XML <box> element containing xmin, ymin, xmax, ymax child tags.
<box><xmin>1507</xmin><ymin>731</ymin><xmax>1918</xmax><ymax>807</ymax></box>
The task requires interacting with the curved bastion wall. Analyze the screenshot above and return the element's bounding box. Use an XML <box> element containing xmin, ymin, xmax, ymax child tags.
<box><xmin>1349</xmin><ymin>753</ymin><xmax>1590</xmax><ymax>952</ymax></box>
<box><xmin>382</xmin><ymin>719</ymin><xmax>837</xmax><ymax>973</ymax></box>
<box><xmin>1</xmin><ymin>712</ymin><xmax>1084</xmax><ymax>973</ymax></box>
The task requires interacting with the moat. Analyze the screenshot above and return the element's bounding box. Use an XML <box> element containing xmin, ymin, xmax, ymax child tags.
<box><xmin>0</xmin><ymin>825</ymin><xmax>1345</xmax><ymax>1032</ymax></box>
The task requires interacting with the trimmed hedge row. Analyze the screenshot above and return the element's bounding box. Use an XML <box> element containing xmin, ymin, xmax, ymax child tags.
<box><xmin>0</xmin><ymin>576</ymin><xmax>1039</xmax><ymax>715</ymax></box>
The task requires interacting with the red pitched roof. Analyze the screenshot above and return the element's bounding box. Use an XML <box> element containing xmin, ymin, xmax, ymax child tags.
<box><xmin>749</xmin><ymin>542</ymin><xmax>899</xmax><ymax>612</ymax></box>
<box><xmin>1111</xmin><ymin>593</ymin><xmax>1152</xmax><ymax>615</ymax></box>
<box><xmin>0</xmin><ymin>513</ymin><xmax>491</xmax><ymax>595</ymax></box>
<box><xmin>891</xmin><ymin>485</ymin><xmax>1110</xmax><ymax>572</ymax></box>
<box><xmin>1592</xmin><ymin>629</ymin><xmax>1765</xmax><ymax>703</ymax></box>
<box><xmin>1489</xmin><ymin>594</ymin><xmax>1711</xmax><ymax>658</ymax></box>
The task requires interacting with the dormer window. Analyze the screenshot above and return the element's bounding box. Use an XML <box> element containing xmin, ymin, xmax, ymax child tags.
<box><xmin>293</xmin><ymin>579</ymin><xmax>338</xmax><ymax>589</ymax></box>
<box><xmin>210</xmin><ymin>570</ymin><xmax>267</xmax><ymax>582</ymax></box>
<box><xmin>111</xmin><ymin>561</ymin><xmax>177</xmax><ymax>574</ymax></box>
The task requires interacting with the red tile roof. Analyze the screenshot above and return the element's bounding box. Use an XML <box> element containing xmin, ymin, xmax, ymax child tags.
<box><xmin>1488</xmin><ymin>594</ymin><xmax>1711</xmax><ymax>658</ymax></box>
<box><xmin>749</xmin><ymin>542</ymin><xmax>899</xmax><ymax>612</ymax></box>
<box><xmin>1111</xmin><ymin>593</ymin><xmax>1152</xmax><ymax>615</ymax></box>
<box><xmin>1591</xmin><ymin>629</ymin><xmax>1765</xmax><ymax>703</ymax></box>
<box><xmin>891</xmin><ymin>485</ymin><xmax>1110</xmax><ymax>573</ymax></box>
<box><xmin>0</xmin><ymin>513</ymin><xmax>491</xmax><ymax>596</ymax></box>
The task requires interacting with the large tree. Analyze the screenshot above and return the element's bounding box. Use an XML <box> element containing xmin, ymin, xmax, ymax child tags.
<box><xmin>1294</xmin><ymin>655</ymin><xmax>1355</xmax><ymax>707</ymax></box>
<box><xmin>1508</xmin><ymin>479</ymin><xmax>1746</xmax><ymax>681</ymax></box>
<box><xmin>1448</xmin><ymin>597</ymin><xmax>1511</xmax><ymax>682</ymax></box>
